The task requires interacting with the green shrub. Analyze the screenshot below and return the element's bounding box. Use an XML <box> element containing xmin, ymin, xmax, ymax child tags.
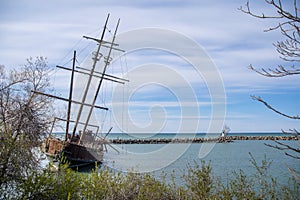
<box><xmin>2</xmin><ymin>156</ymin><xmax>298</xmax><ymax>200</ymax></box>
<box><xmin>183</xmin><ymin>161</ymin><xmax>214</xmax><ymax>199</ymax></box>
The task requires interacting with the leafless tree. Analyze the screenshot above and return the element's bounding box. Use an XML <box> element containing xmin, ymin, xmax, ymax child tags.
<box><xmin>239</xmin><ymin>0</ymin><xmax>299</xmax><ymax>181</ymax></box>
<box><xmin>0</xmin><ymin>57</ymin><xmax>54</xmax><ymax>186</ymax></box>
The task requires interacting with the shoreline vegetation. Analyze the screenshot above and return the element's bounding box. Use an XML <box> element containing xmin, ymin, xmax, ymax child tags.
<box><xmin>111</xmin><ymin>135</ymin><xmax>299</xmax><ymax>144</ymax></box>
<box><xmin>1</xmin><ymin>159</ymin><xmax>298</xmax><ymax>200</ymax></box>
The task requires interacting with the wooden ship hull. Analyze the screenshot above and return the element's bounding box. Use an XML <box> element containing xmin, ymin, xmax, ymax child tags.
<box><xmin>41</xmin><ymin>137</ymin><xmax>104</xmax><ymax>169</ymax></box>
<box><xmin>62</xmin><ymin>142</ymin><xmax>104</xmax><ymax>168</ymax></box>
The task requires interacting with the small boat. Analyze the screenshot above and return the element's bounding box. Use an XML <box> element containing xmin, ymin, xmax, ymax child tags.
<box><xmin>38</xmin><ymin>14</ymin><xmax>126</xmax><ymax>169</ymax></box>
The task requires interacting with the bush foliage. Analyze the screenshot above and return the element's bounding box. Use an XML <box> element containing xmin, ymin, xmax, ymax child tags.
<box><xmin>1</xmin><ymin>159</ymin><xmax>298</xmax><ymax>200</ymax></box>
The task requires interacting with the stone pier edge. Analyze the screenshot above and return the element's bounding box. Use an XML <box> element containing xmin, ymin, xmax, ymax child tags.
<box><xmin>110</xmin><ymin>136</ymin><xmax>299</xmax><ymax>144</ymax></box>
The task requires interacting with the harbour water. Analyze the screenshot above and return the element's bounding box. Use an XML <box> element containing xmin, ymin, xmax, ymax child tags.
<box><xmin>103</xmin><ymin>133</ymin><xmax>299</xmax><ymax>186</ymax></box>
<box><xmin>51</xmin><ymin>132</ymin><xmax>299</xmax><ymax>186</ymax></box>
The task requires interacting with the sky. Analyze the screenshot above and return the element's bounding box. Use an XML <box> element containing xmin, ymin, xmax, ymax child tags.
<box><xmin>0</xmin><ymin>0</ymin><xmax>299</xmax><ymax>133</ymax></box>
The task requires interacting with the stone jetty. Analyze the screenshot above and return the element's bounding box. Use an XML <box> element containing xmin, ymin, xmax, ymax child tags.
<box><xmin>110</xmin><ymin>136</ymin><xmax>299</xmax><ymax>144</ymax></box>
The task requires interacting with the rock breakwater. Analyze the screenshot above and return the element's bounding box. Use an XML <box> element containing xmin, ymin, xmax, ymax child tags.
<box><xmin>110</xmin><ymin>136</ymin><xmax>299</xmax><ymax>144</ymax></box>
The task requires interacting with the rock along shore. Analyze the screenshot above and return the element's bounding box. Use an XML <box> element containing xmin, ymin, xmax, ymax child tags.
<box><xmin>110</xmin><ymin>136</ymin><xmax>299</xmax><ymax>144</ymax></box>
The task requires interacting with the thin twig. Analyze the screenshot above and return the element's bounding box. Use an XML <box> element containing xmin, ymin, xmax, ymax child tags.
<box><xmin>251</xmin><ymin>95</ymin><xmax>300</xmax><ymax>119</ymax></box>
<box><xmin>287</xmin><ymin>166</ymin><xmax>300</xmax><ymax>180</ymax></box>
<box><xmin>248</xmin><ymin>65</ymin><xmax>300</xmax><ymax>77</ymax></box>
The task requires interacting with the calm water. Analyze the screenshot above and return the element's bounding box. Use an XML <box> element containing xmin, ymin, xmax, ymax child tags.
<box><xmin>52</xmin><ymin>132</ymin><xmax>299</xmax><ymax>186</ymax></box>
<box><xmin>103</xmin><ymin>133</ymin><xmax>299</xmax><ymax>186</ymax></box>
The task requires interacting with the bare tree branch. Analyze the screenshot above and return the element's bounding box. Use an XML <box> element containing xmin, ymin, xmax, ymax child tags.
<box><xmin>281</xmin><ymin>128</ymin><xmax>300</xmax><ymax>136</ymax></box>
<box><xmin>285</xmin><ymin>152</ymin><xmax>300</xmax><ymax>159</ymax></box>
<box><xmin>239</xmin><ymin>0</ymin><xmax>300</xmax><ymax>62</ymax></box>
<box><xmin>264</xmin><ymin>141</ymin><xmax>300</xmax><ymax>153</ymax></box>
<box><xmin>0</xmin><ymin>57</ymin><xmax>54</xmax><ymax>186</ymax></box>
<box><xmin>264</xmin><ymin>141</ymin><xmax>300</xmax><ymax>159</ymax></box>
<box><xmin>239</xmin><ymin>0</ymin><xmax>300</xmax><ymax>22</ymax></box>
<box><xmin>287</xmin><ymin>166</ymin><xmax>300</xmax><ymax>180</ymax></box>
<box><xmin>275</xmin><ymin>141</ymin><xmax>300</xmax><ymax>153</ymax></box>
<box><xmin>242</xmin><ymin>0</ymin><xmax>300</xmax><ymax>182</ymax></box>
<box><xmin>251</xmin><ymin>95</ymin><xmax>300</xmax><ymax>119</ymax></box>
<box><xmin>248</xmin><ymin>64</ymin><xmax>300</xmax><ymax>77</ymax></box>
<box><xmin>239</xmin><ymin>1</ymin><xmax>283</xmax><ymax>20</ymax></box>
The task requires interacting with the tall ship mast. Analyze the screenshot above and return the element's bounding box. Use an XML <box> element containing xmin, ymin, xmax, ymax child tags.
<box><xmin>38</xmin><ymin>14</ymin><xmax>128</xmax><ymax>169</ymax></box>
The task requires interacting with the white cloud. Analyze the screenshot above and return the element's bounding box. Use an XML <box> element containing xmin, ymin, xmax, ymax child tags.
<box><xmin>0</xmin><ymin>0</ymin><xmax>298</xmax><ymax>132</ymax></box>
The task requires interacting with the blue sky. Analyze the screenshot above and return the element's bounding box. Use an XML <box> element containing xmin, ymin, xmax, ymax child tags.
<box><xmin>0</xmin><ymin>0</ymin><xmax>299</xmax><ymax>133</ymax></box>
